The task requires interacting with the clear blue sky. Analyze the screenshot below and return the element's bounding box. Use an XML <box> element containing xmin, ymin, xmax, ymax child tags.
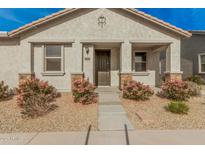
<box><xmin>0</xmin><ymin>8</ymin><xmax>205</xmax><ymax>31</ymax></box>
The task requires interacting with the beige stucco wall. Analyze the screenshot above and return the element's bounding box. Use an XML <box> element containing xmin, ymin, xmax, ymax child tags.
<box><xmin>132</xmin><ymin>71</ymin><xmax>156</xmax><ymax>86</ymax></box>
<box><xmin>0</xmin><ymin>39</ymin><xmax>20</xmax><ymax>88</ymax></box>
<box><xmin>0</xmin><ymin>8</ymin><xmax>182</xmax><ymax>90</ymax></box>
<box><xmin>32</xmin><ymin>44</ymin><xmax>72</xmax><ymax>92</ymax></box>
<box><xmin>110</xmin><ymin>48</ymin><xmax>120</xmax><ymax>86</ymax></box>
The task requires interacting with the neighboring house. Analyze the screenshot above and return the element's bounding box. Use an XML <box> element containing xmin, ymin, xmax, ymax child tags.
<box><xmin>0</xmin><ymin>8</ymin><xmax>191</xmax><ymax>92</ymax></box>
<box><xmin>181</xmin><ymin>31</ymin><xmax>205</xmax><ymax>80</ymax></box>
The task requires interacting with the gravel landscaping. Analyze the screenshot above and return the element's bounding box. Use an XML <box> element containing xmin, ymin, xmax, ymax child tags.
<box><xmin>122</xmin><ymin>95</ymin><xmax>205</xmax><ymax>129</ymax></box>
<box><xmin>0</xmin><ymin>93</ymin><xmax>98</xmax><ymax>133</ymax></box>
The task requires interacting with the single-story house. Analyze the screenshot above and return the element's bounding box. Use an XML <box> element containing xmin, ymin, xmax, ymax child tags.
<box><xmin>0</xmin><ymin>8</ymin><xmax>191</xmax><ymax>92</ymax></box>
<box><xmin>181</xmin><ymin>31</ymin><xmax>205</xmax><ymax>80</ymax></box>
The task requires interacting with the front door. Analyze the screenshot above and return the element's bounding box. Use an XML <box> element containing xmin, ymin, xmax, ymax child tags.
<box><xmin>95</xmin><ymin>50</ymin><xmax>111</xmax><ymax>86</ymax></box>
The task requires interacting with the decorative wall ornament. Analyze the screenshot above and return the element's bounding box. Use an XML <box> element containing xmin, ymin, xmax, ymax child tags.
<box><xmin>98</xmin><ymin>15</ymin><xmax>106</xmax><ymax>28</ymax></box>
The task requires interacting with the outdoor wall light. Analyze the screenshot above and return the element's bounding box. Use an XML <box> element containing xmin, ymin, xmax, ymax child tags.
<box><xmin>85</xmin><ymin>46</ymin><xmax>89</xmax><ymax>54</ymax></box>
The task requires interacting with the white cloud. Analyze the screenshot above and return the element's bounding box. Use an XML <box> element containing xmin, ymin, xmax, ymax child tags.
<box><xmin>0</xmin><ymin>9</ymin><xmax>25</xmax><ymax>24</ymax></box>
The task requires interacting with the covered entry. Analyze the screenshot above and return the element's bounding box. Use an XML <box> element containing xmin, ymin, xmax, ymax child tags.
<box><xmin>95</xmin><ymin>50</ymin><xmax>111</xmax><ymax>86</ymax></box>
<box><xmin>82</xmin><ymin>42</ymin><xmax>120</xmax><ymax>87</ymax></box>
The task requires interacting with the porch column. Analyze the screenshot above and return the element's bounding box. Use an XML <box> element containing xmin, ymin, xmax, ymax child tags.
<box><xmin>83</xmin><ymin>45</ymin><xmax>94</xmax><ymax>84</ymax></box>
<box><xmin>72</xmin><ymin>41</ymin><xmax>83</xmax><ymax>72</ymax></box>
<box><xmin>165</xmin><ymin>42</ymin><xmax>182</xmax><ymax>81</ymax></box>
<box><xmin>71</xmin><ymin>41</ymin><xmax>84</xmax><ymax>89</ymax></box>
<box><xmin>120</xmin><ymin>41</ymin><xmax>132</xmax><ymax>89</ymax></box>
<box><xmin>19</xmin><ymin>43</ymin><xmax>35</xmax><ymax>83</ymax></box>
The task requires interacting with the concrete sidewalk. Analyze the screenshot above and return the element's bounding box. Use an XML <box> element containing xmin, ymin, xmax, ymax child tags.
<box><xmin>1</xmin><ymin>130</ymin><xmax>205</xmax><ymax>145</ymax></box>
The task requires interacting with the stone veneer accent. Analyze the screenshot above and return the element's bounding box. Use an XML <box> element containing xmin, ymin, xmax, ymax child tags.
<box><xmin>19</xmin><ymin>73</ymin><xmax>35</xmax><ymax>83</ymax></box>
<box><xmin>119</xmin><ymin>73</ymin><xmax>132</xmax><ymax>89</ymax></box>
<box><xmin>71</xmin><ymin>73</ymin><xmax>84</xmax><ymax>90</ymax></box>
<box><xmin>165</xmin><ymin>72</ymin><xmax>182</xmax><ymax>81</ymax></box>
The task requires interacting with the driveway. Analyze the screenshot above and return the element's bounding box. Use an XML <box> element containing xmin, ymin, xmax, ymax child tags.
<box><xmin>1</xmin><ymin>130</ymin><xmax>205</xmax><ymax>145</ymax></box>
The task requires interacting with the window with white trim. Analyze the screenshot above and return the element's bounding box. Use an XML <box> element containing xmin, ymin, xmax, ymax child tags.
<box><xmin>44</xmin><ymin>44</ymin><xmax>64</xmax><ymax>72</ymax></box>
<box><xmin>133</xmin><ymin>52</ymin><xmax>147</xmax><ymax>72</ymax></box>
<box><xmin>199</xmin><ymin>53</ymin><xmax>205</xmax><ymax>73</ymax></box>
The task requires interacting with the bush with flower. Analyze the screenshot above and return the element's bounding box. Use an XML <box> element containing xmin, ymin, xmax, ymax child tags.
<box><xmin>72</xmin><ymin>79</ymin><xmax>97</xmax><ymax>104</ymax></box>
<box><xmin>122</xmin><ymin>80</ymin><xmax>154</xmax><ymax>101</ymax></box>
<box><xmin>0</xmin><ymin>81</ymin><xmax>14</xmax><ymax>101</ymax></box>
<box><xmin>185</xmin><ymin>75</ymin><xmax>204</xmax><ymax>85</ymax></box>
<box><xmin>17</xmin><ymin>78</ymin><xmax>59</xmax><ymax>118</ymax></box>
<box><xmin>159</xmin><ymin>79</ymin><xmax>190</xmax><ymax>101</ymax></box>
<box><xmin>186</xmin><ymin>81</ymin><xmax>201</xmax><ymax>96</ymax></box>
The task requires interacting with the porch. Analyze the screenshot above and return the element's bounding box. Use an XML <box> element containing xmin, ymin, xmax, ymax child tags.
<box><xmin>76</xmin><ymin>40</ymin><xmax>181</xmax><ymax>88</ymax></box>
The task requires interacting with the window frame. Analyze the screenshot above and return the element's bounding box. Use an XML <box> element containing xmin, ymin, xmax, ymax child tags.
<box><xmin>132</xmin><ymin>50</ymin><xmax>148</xmax><ymax>72</ymax></box>
<box><xmin>198</xmin><ymin>53</ymin><xmax>205</xmax><ymax>74</ymax></box>
<box><xmin>43</xmin><ymin>44</ymin><xmax>65</xmax><ymax>75</ymax></box>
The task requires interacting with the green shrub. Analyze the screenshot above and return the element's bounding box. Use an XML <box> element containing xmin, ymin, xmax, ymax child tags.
<box><xmin>122</xmin><ymin>80</ymin><xmax>154</xmax><ymax>101</ymax></box>
<box><xmin>0</xmin><ymin>81</ymin><xmax>13</xmax><ymax>101</ymax></box>
<box><xmin>187</xmin><ymin>81</ymin><xmax>201</xmax><ymax>96</ymax></box>
<box><xmin>185</xmin><ymin>75</ymin><xmax>204</xmax><ymax>85</ymax></box>
<box><xmin>159</xmin><ymin>80</ymin><xmax>190</xmax><ymax>101</ymax></box>
<box><xmin>72</xmin><ymin>79</ymin><xmax>97</xmax><ymax>104</ymax></box>
<box><xmin>17</xmin><ymin>78</ymin><xmax>59</xmax><ymax>118</ymax></box>
<box><xmin>167</xmin><ymin>101</ymin><xmax>189</xmax><ymax>114</ymax></box>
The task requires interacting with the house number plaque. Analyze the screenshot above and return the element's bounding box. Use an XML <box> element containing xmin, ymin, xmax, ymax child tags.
<box><xmin>85</xmin><ymin>57</ymin><xmax>90</xmax><ymax>60</ymax></box>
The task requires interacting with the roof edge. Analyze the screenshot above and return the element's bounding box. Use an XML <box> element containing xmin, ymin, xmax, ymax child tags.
<box><xmin>189</xmin><ymin>30</ymin><xmax>205</xmax><ymax>35</ymax></box>
<box><xmin>124</xmin><ymin>8</ymin><xmax>192</xmax><ymax>38</ymax></box>
<box><xmin>8</xmin><ymin>8</ymin><xmax>78</xmax><ymax>37</ymax></box>
<box><xmin>0</xmin><ymin>31</ymin><xmax>8</xmax><ymax>37</ymax></box>
<box><xmin>7</xmin><ymin>8</ymin><xmax>192</xmax><ymax>38</ymax></box>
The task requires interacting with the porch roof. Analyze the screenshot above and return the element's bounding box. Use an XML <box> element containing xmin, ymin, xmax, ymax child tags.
<box><xmin>132</xmin><ymin>42</ymin><xmax>169</xmax><ymax>51</ymax></box>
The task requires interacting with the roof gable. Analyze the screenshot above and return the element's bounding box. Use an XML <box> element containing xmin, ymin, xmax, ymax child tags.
<box><xmin>7</xmin><ymin>8</ymin><xmax>191</xmax><ymax>38</ymax></box>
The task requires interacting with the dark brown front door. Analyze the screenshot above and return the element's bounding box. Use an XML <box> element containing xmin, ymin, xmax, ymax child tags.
<box><xmin>95</xmin><ymin>50</ymin><xmax>111</xmax><ymax>86</ymax></box>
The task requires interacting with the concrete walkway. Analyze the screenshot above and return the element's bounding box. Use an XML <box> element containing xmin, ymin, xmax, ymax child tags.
<box><xmin>96</xmin><ymin>87</ymin><xmax>134</xmax><ymax>131</ymax></box>
<box><xmin>200</xmin><ymin>89</ymin><xmax>205</xmax><ymax>105</ymax></box>
<box><xmin>1</xmin><ymin>130</ymin><xmax>205</xmax><ymax>145</ymax></box>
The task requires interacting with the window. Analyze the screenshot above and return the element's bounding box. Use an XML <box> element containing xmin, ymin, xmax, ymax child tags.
<box><xmin>44</xmin><ymin>45</ymin><xmax>63</xmax><ymax>72</ymax></box>
<box><xmin>199</xmin><ymin>53</ymin><xmax>205</xmax><ymax>73</ymax></box>
<box><xmin>134</xmin><ymin>52</ymin><xmax>147</xmax><ymax>72</ymax></box>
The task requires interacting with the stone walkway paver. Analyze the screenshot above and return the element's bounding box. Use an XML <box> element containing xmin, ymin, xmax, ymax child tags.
<box><xmin>96</xmin><ymin>87</ymin><xmax>134</xmax><ymax>131</ymax></box>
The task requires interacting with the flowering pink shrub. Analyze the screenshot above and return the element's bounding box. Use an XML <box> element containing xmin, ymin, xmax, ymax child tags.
<box><xmin>122</xmin><ymin>80</ymin><xmax>154</xmax><ymax>101</ymax></box>
<box><xmin>159</xmin><ymin>80</ymin><xmax>190</xmax><ymax>101</ymax></box>
<box><xmin>72</xmin><ymin>79</ymin><xmax>97</xmax><ymax>104</ymax></box>
<box><xmin>17</xmin><ymin>78</ymin><xmax>59</xmax><ymax>118</ymax></box>
<box><xmin>185</xmin><ymin>75</ymin><xmax>204</xmax><ymax>85</ymax></box>
<box><xmin>0</xmin><ymin>81</ymin><xmax>14</xmax><ymax>101</ymax></box>
<box><xmin>187</xmin><ymin>81</ymin><xmax>201</xmax><ymax>96</ymax></box>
